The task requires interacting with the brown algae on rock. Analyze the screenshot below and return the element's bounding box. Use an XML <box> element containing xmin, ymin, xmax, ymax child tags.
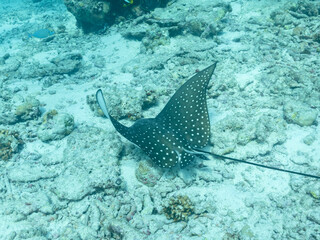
<box><xmin>37</xmin><ymin>110</ymin><xmax>75</xmax><ymax>142</ymax></box>
<box><xmin>283</xmin><ymin>100</ymin><xmax>318</xmax><ymax>126</ymax></box>
<box><xmin>163</xmin><ymin>195</ymin><xmax>194</xmax><ymax>222</ymax></box>
<box><xmin>0</xmin><ymin>129</ymin><xmax>24</xmax><ymax>161</ymax></box>
<box><xmin>15</xmin><ymin>96</ymin><xmax>41</xmax><ymax>121</ymax></box>
<box><xmin>42</xmin><ymin>109</ymin><xmax>58</xmax><ymax>123</ymax></box>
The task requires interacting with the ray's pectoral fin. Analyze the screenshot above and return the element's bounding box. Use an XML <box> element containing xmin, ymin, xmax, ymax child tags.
<box><xmin>156</xmin><ymin>63</ymin><xmax>217</xmax><ymax>149</ymax></box>
<box><xmin>96</xmin><ymin>89</ymin><xmax>130</xmax><ymax>137</ymax></box>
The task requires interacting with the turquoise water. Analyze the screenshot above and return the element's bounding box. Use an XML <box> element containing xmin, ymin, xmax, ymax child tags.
<box><xmin>0</xmin><ymin>0</ymin><xmax>319</xmax><ymax>239</ymax></box>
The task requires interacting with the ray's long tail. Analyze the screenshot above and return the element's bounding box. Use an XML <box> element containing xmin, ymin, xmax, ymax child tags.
<box><xmin>194</xmin><ymin>148</ymin><xmax>320</xmax><ymax>179</ymax></box>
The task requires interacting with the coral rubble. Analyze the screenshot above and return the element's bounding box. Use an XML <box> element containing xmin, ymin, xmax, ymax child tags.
<box><xmin>163</xmin><ymin>195</ymin><xmax>194</xmax><ymax>222</ymax></box>
<box><xmin>0</xmin><ymin>129</ymin><xmax>23</xmax><ymax>161</ymax></box>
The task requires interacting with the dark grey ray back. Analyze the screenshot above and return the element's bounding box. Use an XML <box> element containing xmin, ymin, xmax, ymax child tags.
<box><xmin>124</xmin><ymin>119</ymin><xmax>186</xmax><ymax>168</ymax></box>
<box><xmin>97</xmin><ymin>63</ymin><xmax>217</xmax><ymax>168</ymax></box>
<box><xmin>156</xmin><ymin>63</ymin><xmax>216</xmax><ymax>149</ymax></box>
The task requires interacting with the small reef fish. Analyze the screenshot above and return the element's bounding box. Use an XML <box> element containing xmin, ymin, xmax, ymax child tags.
<box><xmin>123</xmin><ymin>0</ymin><xmax>133</xmax><ymax>7</ymax></box>
<box><xmin>28</xmin><ymin>29</ymin><xmax>55</xmax><ymax>39</ymax></box>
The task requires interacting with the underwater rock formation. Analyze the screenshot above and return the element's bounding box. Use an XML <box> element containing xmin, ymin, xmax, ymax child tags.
<box><xmin>15</xmin><ymin>96</ymin><xmax>41</xmax><ymax>122</ymax></box>
<box><xmin>210</xmin><ymin>112</ymin><xmax>287</xmax><ymax>157</ymax></box>
<box><xmin>63</xmin><ymin>0</ymin><xmax>171</xmax><ymax>32</ymax></box>
<box><xmin>90</xmin><ymin>86</ymin><xmax>157</xmax><ymax>121</ymax></box>
<box><xmin>283</xmin><ymin>100</ymin><xmax>318</xmax><ymax>127</ymax></box>
<box><xmin>37</xmin><ymin>110</ymin><xmax>75</xmax><ymax>142</ymax></box>
<box><xmin>140</xmin><ymin>26</ymin><xmax>170</xmax><ymax>53</ymax></box>
<box><xmin>52</xmin><ymin>126</ymin><xmax>125</xmax><ymax>200</ymax></box>
<box><xmin>18</xmin><ymin>52</ymin><xmax>82</xmax><ymax>83</ymax></box>
<box><xmin>63</xmin><ymin>0</ymin><xmax>111</xmax><ymax>32</ymax></box>
<box><xmin>289</xmin><ymin>0</ymin><xmax>320</xmax><ymax>17</ymax></box>
<box><xmin>50</xmin><ymin>53</ymin><xmax>82</xmax><ymax>75</ymax></box>
<box><xmin>121</xmin><ymin>2</ymin><xmax>230</xmax><ymax>53</ymax></box>
<box><xmin>0</xmin><ymin>95</ymin><xmax>40</xmax><ymax>124</ymax></box>
<box><xmin>0</xmin><ymin>129</ymin><xmax>23</xmax><ymax>161</ymax></box>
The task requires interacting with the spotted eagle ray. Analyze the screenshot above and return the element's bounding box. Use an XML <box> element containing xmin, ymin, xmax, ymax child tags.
<box><xmin>96</xmin><ymin>63</ymin><xmax>319</xmax><ymax>179</ymax></box>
